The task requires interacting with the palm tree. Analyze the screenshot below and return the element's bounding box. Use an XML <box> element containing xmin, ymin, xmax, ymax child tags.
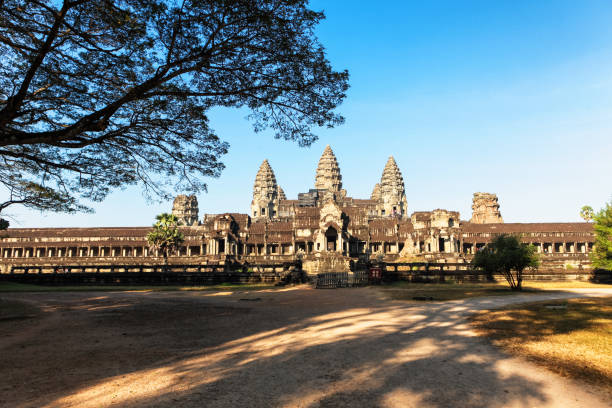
<box><xmin>146</xmin><ymin>213</ymin><xmax>184</xmax><ymax>266</ymax></box>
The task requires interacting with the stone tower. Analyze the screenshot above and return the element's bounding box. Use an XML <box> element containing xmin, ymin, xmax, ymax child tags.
<box><xmin>251</xmin><ymin>159</ymin><xmax>284</xmax><ymax>219</ymax></box>
<box><xmin>172</xmin><ymin>195</ymin><xmax>199</xmax><ymax>226</ymax></box>
<box><xmin>371</xmin><ymin>183</ymin><xmax>381</xmax><ymax>201</ymax></box>
<box><xmin>470</xmin><ymin>192</ymin><xmax>503</xmax><ymax>224</ymax></box>
<box><xmin>315</xmin><ymin>145</ymin><xmax>343</xmax><ymax>192</ymax></box>
<box><xmin>376</xmin><ymin>156</ymin><xmax>408</xmax><ymax>217</ymax></box>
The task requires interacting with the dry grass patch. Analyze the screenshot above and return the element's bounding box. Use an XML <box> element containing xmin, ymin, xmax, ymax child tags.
<box><xmin>380</xmin><ymin>282</ymin><xmax>542</xmax><ymax>301</ymax></box>
<box><xmin>523</xmin><ymin>281</ymin><xmax>612</xmax><ymax>290</ymax></box>
<box><xmin>380</xmin><ymin>280</ymin><xmax>612</xmax><ymax>302</ymax></box>
<box><xmin>471</xmin><ymin>297</ymin><xmax>612</xmax><ymax>396</ymax></box>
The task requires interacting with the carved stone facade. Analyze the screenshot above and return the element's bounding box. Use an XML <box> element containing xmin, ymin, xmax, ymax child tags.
<box><xmin>471</xmin><ymin>192</ymin><xmax>503</xmax><ymax>224</ymax></box>
<box><xmin>172</xmin><ymin>195</ymin><xmax>199</xmax><ymax>226</ymax></box>
<box><xmin>375</xmin><ymin>156</ymin><xmax>408</xmax><ymax>218</ymax></box>
<box><xmin>0</xmin><ymin>146</ymin><xmax>596</xmax><ymax>275</ymax></box>
<box><xmin>314</xmin><ymin>145</ymin><xmax>346</xmax><ymax>201</ymax></box>
<box><xmin>251</xmin><ymin>159</ymin><xmax>284</xmax><ymax>220</ymax></box>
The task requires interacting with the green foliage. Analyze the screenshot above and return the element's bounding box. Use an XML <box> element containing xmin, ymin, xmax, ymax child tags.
<box><xmin>146</xmin><ymin>213</ymin><xmax>184</xmax><ymax>264</ymax></box>
<box><xmin>0</xmin><ymin>175</ymin><xmax>91</xmax><ymax>214</ymax></box>
<box><xmin>580</xmin><ymin>205</ymin><xmax>594</xmax><ymax>222</ymax></box>
<box><xmin>590</xmin><ymin>201</ymin><xmax>612</xmax><ymax>270</ymax></box>
<box><xmin>472</xmin><ymin>234</ymin><xmax>540</xmax><ymax>291</ymax></box>
<box><xmin>0</xmin><ymin>218</ymin><xmax>8</xmax><ymax>230</ymax></box>
<box><xmin>0</xmin><ymin>0</ymin><xmax>349</xmax><ymax>213</ymax></box>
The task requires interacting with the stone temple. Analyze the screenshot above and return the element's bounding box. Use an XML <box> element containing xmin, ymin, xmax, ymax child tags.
<box><xmin>0</xmin><ymin>145</ymin><xmax>595</xmax><ymax>275</ymax></box>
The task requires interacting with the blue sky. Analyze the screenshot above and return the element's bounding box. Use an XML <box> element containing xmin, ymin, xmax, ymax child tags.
<box><xmin>5</xmin><ymin>0</ymin><xmax>612</xmax><ymax>227</ymax></box>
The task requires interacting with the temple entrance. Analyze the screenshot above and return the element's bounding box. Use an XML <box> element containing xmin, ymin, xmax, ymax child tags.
<box><xmin>325</xmin><ymin>227</ymin><xmax>337</xmax><ymax>251</ymax></box>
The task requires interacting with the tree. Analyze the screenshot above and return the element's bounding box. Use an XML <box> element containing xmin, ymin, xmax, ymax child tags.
<box><xmin>0</xmin><ymin>175</ymin><xmax>90</xmax><ymax>213</ymax></box>
<box><xmin>580</xmin><ymin>206</ymin><xmax>594</xmax><ymax>222</ymax></box>
<box><xmin>472</xmin><ymin>245</ymin><xmax>497</xmax><ymax>282</ymax></box>
<box><xmin>590</xmin><ymin>201</ymin><xmax>612</xmax><ymax>270</ymax></box>
<box><xmin>146</xmin><ymin>213</ymin><xmax>184</xmax><ymax>264</ymax></box>
<box><xmin>0</xmin><ymin>217</ymin><xmax>8</xmax><ymax>230</ymax></box>
<box><xmin>0</xmin><ymin>0</ymin><xmax>349</xmax><ymax>214</ymax></box>
<box><xmin>472</xmin><ymin>234</ymin><xmax>539</xmax><ymax>291</ymax></box>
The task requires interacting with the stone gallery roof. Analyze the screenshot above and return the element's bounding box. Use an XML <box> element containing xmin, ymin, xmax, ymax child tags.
<box><xmin>369</xmin><ymin>219</ymin><xmax>399</xmax><ymax>241</ymax></box>
<box><xmin>350</xmin><ymin>199</ymin><xmax>377</xmax><ymax>207</ymax></box>
<box><xmin>226</xmin><ymin>213</ymin><xmax>250</xmax><ymax>230</ymax></box>
<box><xmin>2</xmin><ymin>227</ymin><xmax>153</xmax><ymax>238</ymax></box>
<box><xmin>295</xmin><ymin>207</ymin><xmax>320</xmax><ymax>218</ymax></box>
<box><xmin>412</xmin><ymin>212</ymin><xmax>432</xmax><ymax>222</ymax></box>
<box><xmin>279</xmin><ymin>200</ymin><xmax>299</xmax><ymax>205</ymax></box>
<box><xmin>248</xmin><ymin>222</ymin><xmax>266</xmax><ymax>233</ymax></box>
<box><xmin>348</xmin><ymin>227</ymin><xmax>369</xmax><ymax>240</ymax></box>
<box><xmin>461</xmin><ymin>222</ymin><xmax>595</xmax><ymax>243</ymax></box>
<box><xmin>462</xmin><ymin>222</ymin><xmax>593</xmax><ymax>234</ymax></box>
<box><xmin>398</xmin><ymin>222</ymin><xmax>414</xmax><ymax>234</ymax></box>
<box><xmin>268</xmin><ymin>222</ymin><xmax>294</xmax><ymax>231</ymax></box>
<box><xmin>267</xmin><ymin>223</ymin><xmax>293</xmax><ymax>243</ymax></box>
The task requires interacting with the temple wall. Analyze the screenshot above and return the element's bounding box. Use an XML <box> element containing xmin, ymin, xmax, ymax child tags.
<box><xmin>0</xmin><ymin>223</ymin><xmax>595</xmax><ymax>276</ymax></box>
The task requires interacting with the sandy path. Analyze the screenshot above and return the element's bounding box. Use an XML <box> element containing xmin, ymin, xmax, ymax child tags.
<box><xmin>0</xmin><ymin>287</ymin><xmax>610</xmax><ymax>408</ymax></box>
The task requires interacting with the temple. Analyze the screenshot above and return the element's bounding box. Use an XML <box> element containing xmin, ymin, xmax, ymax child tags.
<box><xmin>0</xmin><ymin>146</ymin><xmax>595</xmax><ymax>275</ymax></box>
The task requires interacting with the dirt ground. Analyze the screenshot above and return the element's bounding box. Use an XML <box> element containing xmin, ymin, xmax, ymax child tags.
<box><xmin>1</xmin><ymin>286</ymin><xmax>611</xmax><ymax>408</ymax></box>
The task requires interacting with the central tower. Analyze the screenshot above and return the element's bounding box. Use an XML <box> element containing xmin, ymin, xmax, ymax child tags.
<box><xmin>314</xmin><ymin>145</ymin><xmax>343</xmax><ymax>192</ymax></box>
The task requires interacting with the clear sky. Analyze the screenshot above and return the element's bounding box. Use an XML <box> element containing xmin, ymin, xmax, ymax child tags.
<box><xmin>4</xmin><ymin>0</ymin><xmax>612</xmax><ymax>227</ymax></box>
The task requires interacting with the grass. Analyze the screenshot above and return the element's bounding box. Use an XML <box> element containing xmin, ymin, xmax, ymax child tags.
<box><xmin>522</xmin><ymin>281</ymin><xmax>612</xmax><ymax>289</ymax></box>
<box><xmin>379</xmin><ymin>280</ymin><xmax>612</xmax><ymax>302</ymax></box>
<box><xmin>379</xmin><ymin>282</ymin><xmax>539</xmax><ymax>301</ymax></box>
<box><xmin>471</xmin><ymin>297</ymin><xmax>612</xmax><ymax>396</ymax></box>
<box><xmin>0</xmin><ymin>281</ymin><xmax>279</xmax><ymax>293</ymax></box>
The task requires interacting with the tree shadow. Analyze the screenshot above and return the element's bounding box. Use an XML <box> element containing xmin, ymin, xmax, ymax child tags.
<box><xmin>0</xmin><ymin>288</ymin><xmax>607</xmax><ymax>407</ymax></box>
<box><xmin>471</xmin><ymin>297</ymin><xmax>611</xmax><ymax>340</ymax></box>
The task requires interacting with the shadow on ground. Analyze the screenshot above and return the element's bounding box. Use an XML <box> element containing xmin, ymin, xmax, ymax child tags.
<box><xmin>0</xmin><ymin>287</ymin><xmax>608</xmax><ymax>407</ymax></box>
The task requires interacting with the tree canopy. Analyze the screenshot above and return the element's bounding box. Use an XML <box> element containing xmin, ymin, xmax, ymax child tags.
<box><xmin>146</xmin><ymin>212</ymin><xmax>184</xmax><ymax>263</ymax></box>
<box><xmin>0</xmin><ymin>0</ymin><xmax>349</xmax><ymax>214</ymax></box>
<box><xmin>590</xmin><ymin>200</ymin><xmax>612</xmax><ymax>270</ymax></box>
<box><xmin>580</xmin><ymin>205</ymin><xmax>594</xmax><ymax>222</ymax></box>
<box><xmin>472</xmin><ymin>234</ymin><xmax>539</xmax><ymax>290</ymax></box>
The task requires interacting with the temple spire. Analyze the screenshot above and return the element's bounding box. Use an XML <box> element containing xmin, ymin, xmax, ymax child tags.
<box><xmin>371</xmin><ymin>183</ymin><xmax>381</xmax><ymax>201</ymax></box>
<box><xmin>251</xmin><ymin>159</ymin><xmax>283</xmax><ymax>219</ymax></box>
<box><xmin>377</xmin><ymin>156</ymin><xmax>408</xmax><ymax>217</ymax></box>
<box><xmin>253</xmin><ymin>159</ymin><xmax>278</xmax><ymax>197</ymax></box>
<box><xmin>314</xmin><ymin>145</ymin><xmax>342</xmax><ymax>192</ymax></box>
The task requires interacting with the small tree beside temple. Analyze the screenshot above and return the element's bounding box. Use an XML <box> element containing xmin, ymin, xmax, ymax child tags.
<box><xmin>589</xmin><ymin>201</ymin><xmax>612</xmax><ymax>270</ymax></box>
<box><xmin>472</xmin><ymin>234</ymin><xmax>539</xmax><ymax>291</ymax></box>
<box><xmin>146</xmin><ymin>213</ymin><xmax>184</xmax><ymax>265</ymax></box>
<box><xmin>580</xmin><ymin>205</ymin><xmax>594</xmax><ymax>222</ymax></box>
